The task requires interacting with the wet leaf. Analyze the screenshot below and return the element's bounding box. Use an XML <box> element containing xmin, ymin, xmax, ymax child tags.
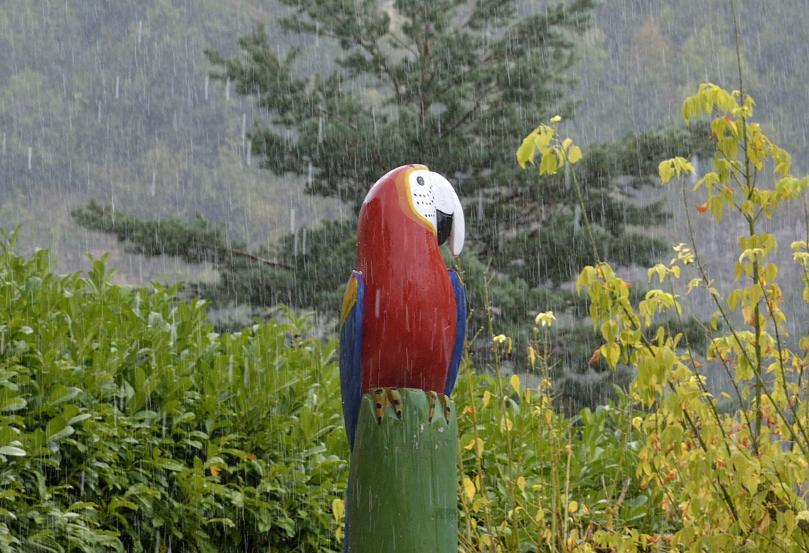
<box><xmin>463</xmin><ymin>477</ymin><xmax>476</xmax><ymax>500</ymax></box>
<box><xmin>332</xmin><ymin>498</ymin><xmax>345</xmax><ymax>522</ymax></box>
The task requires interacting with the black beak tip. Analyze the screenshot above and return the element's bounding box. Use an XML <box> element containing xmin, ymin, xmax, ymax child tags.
<box><xmin>436</xmin><ymin>209</ymin><xmax>453</xmax><ymax>246</ymax></box>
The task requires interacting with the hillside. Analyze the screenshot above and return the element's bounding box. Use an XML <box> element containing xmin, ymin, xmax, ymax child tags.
<box><xmin>2</xmin><ymin>0</ymin><xmax>808</xmax><ymax>316</ymax></box>
<box><xmin>0</xmin><ymin>0</ymin><xmax>341</xmax><ymax>285</ymax></box>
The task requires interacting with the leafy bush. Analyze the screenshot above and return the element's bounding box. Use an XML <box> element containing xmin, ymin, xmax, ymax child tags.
<box><xmin>16</xmin><ymin>216</ymin><xmax>759</xmax><ymax>553</ymax></box>
<box><xmin>545</xmin><ymin>78</ymin><xmax>809</xmax><ymax>551</ymax></box>
<box><xmin>1</xmin><ymin>223</ymin><xmax>651</xmax><ymax>553</ymax></box>
<box><xmin>584</xmin><ymin>83</ymin><xmax>809</xmax><ymax>552</ymax></box>
<box><xmin>0</xmin><ymin>228</ymin><xmax>347</xmax><ymax>553</ymax></box>
<box><xmin>454</xmin><ymin>299</ymin><xmax>653</xmax><ymax>552</ymax></box>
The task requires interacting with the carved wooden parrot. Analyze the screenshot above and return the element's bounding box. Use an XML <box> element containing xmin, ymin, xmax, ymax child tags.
<box><xmin>339</xmin><ymin>164</ymin><xmax>467</xmax><ymax>451</ymax></box>
<box><xmin>338</xmin><ymin>165</ymin><xmax>467</xmax><ymax>552</ymax></box>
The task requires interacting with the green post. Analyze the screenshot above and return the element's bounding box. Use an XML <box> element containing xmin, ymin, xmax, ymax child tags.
<box><xmin>347</xmin><ymin>388</ymin><xmax>458</xmax><ymax>553</ymax></box>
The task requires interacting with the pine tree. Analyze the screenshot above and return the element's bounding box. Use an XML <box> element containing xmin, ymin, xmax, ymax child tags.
<box><xmin>74</xmin><ymin>0</ymin><xmax>715</xmax><ymax>408</ymax></box>
<box><xmin>201</xmin><ymin>0</ymin><xmax>716</xmax><ymax>282</ymax></box>
<box><xmin>206</xmin><ymin>0</ymin><xmax>592</xmax><ymax>208</ymax></box>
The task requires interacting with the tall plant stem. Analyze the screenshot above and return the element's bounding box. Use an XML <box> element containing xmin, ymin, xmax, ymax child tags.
<box><xmin>730</xmin><ymin>0</ymin><xmax>744</xmax><ymax>102</ymax></box>
<box><xmin>482</xmin><ymin>264</ymin><xmax>520</xmax><ymax>552</ymax></box>
<box><xmin>730</xmin><ymin>0</ymin><xmax>764</xmax><ymax>450</ymax></box>
<box><xmin>571</xmin><ymin>165</ymin><xmax>601</xmax><ymax>266</ymax></box>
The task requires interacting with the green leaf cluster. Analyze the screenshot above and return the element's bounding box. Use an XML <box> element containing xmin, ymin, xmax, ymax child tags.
<box><xmin>0</xmin><ymin>228</ymin><xmax>347</xmax><ymax>552</ymax></box>
<box><xmin>455</xmin><ymin>368</ymin><xmax>655</xmax><ymax>552</ymax></box>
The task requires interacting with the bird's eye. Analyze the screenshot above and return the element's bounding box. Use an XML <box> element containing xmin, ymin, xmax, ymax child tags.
<box><xmin>416</xmin><ymin>176</ymin><xmax>425</xmax><ymax>186</ymax></box>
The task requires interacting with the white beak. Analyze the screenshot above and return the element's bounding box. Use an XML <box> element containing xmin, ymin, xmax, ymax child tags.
<box><xmin>408</xmin><ymin>169</ymin><xmax>465</xmax><ymax>256</ymax></box>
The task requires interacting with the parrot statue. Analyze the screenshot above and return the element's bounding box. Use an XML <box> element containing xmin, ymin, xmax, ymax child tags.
<box><xmin>338</xmin><ymin>165</ymin><xmax>467</xmax><ymax>552</ymax></box>
<box><xmin>339</xmin><ymin>164</ymin><xmax>467</xmax><ymax>452</ymax></box>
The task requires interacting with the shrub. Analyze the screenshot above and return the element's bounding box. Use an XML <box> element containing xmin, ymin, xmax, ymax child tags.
<box><xmin>577</xmin><ymin>82</ymin><xmax>809</xmax><ymax>551</ymax></box>
<box><xmin>454</xmin><ymin>288</ymin><xmax>653</xmax><ymax>552</ymax></box>
<box><xmin>0</xmin><ymin>228</ymin><xmax>346</xmax><ymax>553</ymax></box>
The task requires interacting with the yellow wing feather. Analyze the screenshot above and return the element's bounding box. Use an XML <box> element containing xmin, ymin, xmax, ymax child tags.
<box><xmin>340</xmin><ymin>273</ymin><xmax>359</xmax><ymax>329</ymax></box>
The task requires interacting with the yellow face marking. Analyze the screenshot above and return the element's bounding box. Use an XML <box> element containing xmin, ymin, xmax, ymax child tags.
<box><xmin>396</xmin><ymin>165</ymin><xmax>437</xmax><ymax>235</ymax></box>
<box><xmin>404</xmin><ymin>168</ymin><xmax>437</xmax><ymax>234</ymax></box>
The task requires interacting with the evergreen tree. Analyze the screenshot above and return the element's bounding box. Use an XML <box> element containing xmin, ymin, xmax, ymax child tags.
<box><xmin>206</xmin><ymin>0</ymin><xmax>592</xmax><ymax>209</ymax></box>
<box><xmin>201</xmin><ymin>0</ymin><xmax>715</xmax><ymax>284</ymax></box>
<box><xmin>74</xmin><ymin>0</ymin><xmax>715</xmax><ymax>408</ymax></box>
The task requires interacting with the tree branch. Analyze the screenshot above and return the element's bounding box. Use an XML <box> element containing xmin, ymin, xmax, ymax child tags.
<box><xmin>229</xmin><ymin>249</ymin><xmax>294</xmax><ymax>270</ymax></box>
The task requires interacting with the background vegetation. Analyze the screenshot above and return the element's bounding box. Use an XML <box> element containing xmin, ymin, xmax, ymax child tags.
<box><xmin>64</xmin><ymin>0</ymin><xmax>718</xmax><ymax>409</ymax></box>
<box><xmin>0</xmin><ymin>229</ymin><xmax>347</xmax><ymax>552</ymax></box>
<box><xmin>1</xmin><ymin>225</ymin><xmax>653</xmax><ymax>553</ymax></box>
<box><xmin>5</xmin><ymin>0</ymin><xmax>809</xmax><ymax>550</ymax></box>
<box><xmin>7</xmin><ymin>73</ymin><xmax>809</xmax><ymax>550</ymax></box>
<box><xmin>4</xmin><ymin>0</ymin><xmax>809</xmax><ymax>407</ymax></box>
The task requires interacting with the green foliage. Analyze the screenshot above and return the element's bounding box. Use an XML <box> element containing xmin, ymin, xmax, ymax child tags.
<box><xmin>71</xmin><ymin>201</ymin><xmax>360</xmax><ymax>319</ymax></box>
<box><xmin>454</xmin><ymin>256</ymin><xmax>653</xmax><ymax>552</ymax></box>
<box><xmin>72</xmin><ymin>122</ymin><xmax>712</xmax><ymax>405</ymax></box>
<box><xmin>71</xmin><ymin>200</ymin><xmax>233</xmax><ymax>266</ymax></box>
<box><xmin>455</xmin><ymin>350</ymin><xmax>655</xmax><ymax>552</ymax></box>
<box><xmin>71</xmin><ymin>0</ymin><xmax>724</xmax><ymax>413</ymax></box>
<box><xmin>207</xmin><ymin>0</ymin><xmax>595</xmax><ymax>209</ymax></box>
<box><xmin>2</xmin><ymin>223</ymin><xmax>654</xmax><ymax>551</ymax></box>
<box><xmin>0</xmin><ymin>219</ymin><xmax>735</xmax><ymax>552</ymax></box>
<box><xmin>71</xmin><ymin>194</ymin><xmax>710</xmax><ymax>411</ymax></box>
<box><xmin>0</xmin><ymin>228</ymin><xmax>347</xmax><ymax>552</ymax></box>
<box><xmin>208</xmin><ymin>0</ymin><xmax>715</xmax><ymax>298</ymax></box>
<box><xmin>276</xmin><ymin>221</ymin><xmax>359</xmax><ymax>313</ymax></box>
<box><xmin>503</xmin><ymin>122</ymin><xmax>713</xmax><ymax>288</ymax></box>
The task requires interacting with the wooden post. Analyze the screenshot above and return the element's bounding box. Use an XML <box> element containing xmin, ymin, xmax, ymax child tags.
<box><xmin>347</xmin><ymin>388</ymin><xmax>458</xmax><ymax>553</ymax></box>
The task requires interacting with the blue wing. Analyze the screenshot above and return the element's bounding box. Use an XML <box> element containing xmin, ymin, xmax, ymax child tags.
<box><xmin>339</xmin><ymin>271</ymin><xmax>364</xmax><ymax>452</ymax></box>
<box><xmin>339</xmin><ymin>272</ymin><xmax>364</xmax><ymax>553</ymax></box>
<box><xmin>444</xmin><ymin>270</ymin><xmax>467</xmax><ymax>396</ymax></box>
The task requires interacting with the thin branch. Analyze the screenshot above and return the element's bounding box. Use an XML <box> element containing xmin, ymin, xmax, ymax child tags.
<box><xmin>229</xmin><ymin>250</ymin><xmax>294</xmax><ymax>270</ymax></box>
<box><xmin>684</xmin><ymin>187</ymin><xmax>809</xmax><ymax>454</ymax></box>
<box><xmin>442</xmin><ymin>100</ymin><xmax>483</xmax><ymax>136</ymax></box>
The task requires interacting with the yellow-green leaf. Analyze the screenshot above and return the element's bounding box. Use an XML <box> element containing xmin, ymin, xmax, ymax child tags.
<box><xmin>601</xmin><ymin>343</ymin><xmax>620</xmax><ymax>368</ymax></box>
<box><xmin>535</xmin><ymin>125</ymin><xmax>554</xmax><ymax>154</ymax></box>
<box><xmin>516</xmin><ymin>128</ymin><xmax>539</xmax><ymax>169</ymax></box>
<box><xmin>473</xmin><ymin>497</ymin><xmax>489</xmax><ymax>514</ymax></box>
<box><xmin>464</xmin><ymin>437</ymin><xmax>484</xmax><ymax>458</ymax></box>
<box><xmin>659</xmin><ymin>160</ymin><xmax>675</xmax><ymax>183</ymax></box>
<box><xmin>539</xmin><ymin>150</ymin><xmax>558</xmax><ymax>175</ymax></box>
<box><xmin>463</xmin><ymin>477</ymin><xmax>476</xmax><ymax>500</ymax></box>
<box><xmin>510</xmin><ymin>374</ymin><xmax>521</xmax><ymax>395</ymax></box>
<box><xmin>500</xmin><ymin>416</ymin><xmax>513</xmax><ymax>433</ymax></box>
<box><xmin>727</xmin><ymin>290</ymin><xmax>740</xmax><ymax>312</ymax></box>
<box><xmin>332</xmin><ymin>498</ymin><xmax>345</xmax><ymax>522</ymax></box>
<box><xmin>709</xmin><ymin>195</ymin><xmax>724</xmax><ymax>221</ymax></box>
<box><xmin>568</xmin><ymin>145</ymin><xmax>582</xmax><ymax>164</ymax></box>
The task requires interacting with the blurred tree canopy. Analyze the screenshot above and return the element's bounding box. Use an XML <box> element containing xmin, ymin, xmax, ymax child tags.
<box><xmin>206</xmin><ymin>0</ymin><xmax>593</xmax><ymax>209</ymax></box>
<box><xmin>200</xmin><ymin>0</ymin><xmax>712</xmax><ymax>288</ymax></box>
<box><xmin>73</xmin><ymin>0</ymin><xmax>714</xmax><ymax>407</ymax></box>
